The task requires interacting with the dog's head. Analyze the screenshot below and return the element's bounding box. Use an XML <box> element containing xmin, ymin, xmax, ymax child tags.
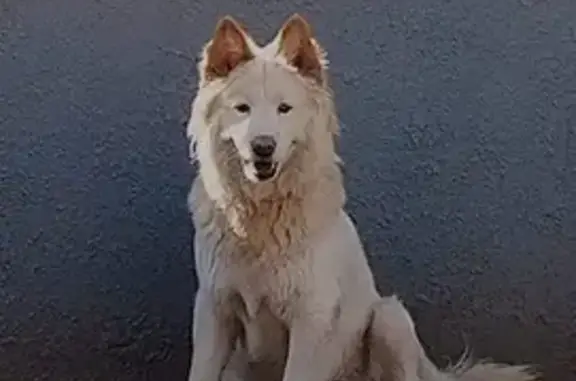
<box><xmin>192</xmin><ymin>14</ymin><xmax>331</xmax><ymax>184</ymax></box>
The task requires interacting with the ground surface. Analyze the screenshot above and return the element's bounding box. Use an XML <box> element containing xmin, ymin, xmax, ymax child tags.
<box><xmin>1</xmin><ymin>0</ymin><xmax>575</xmax><ymax>380</ymax></box>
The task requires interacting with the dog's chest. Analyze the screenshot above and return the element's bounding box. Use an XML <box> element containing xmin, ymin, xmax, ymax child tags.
<box><xmin>196</xmin><ymin>219</ymin><xmax>313</xmax><ymax>321</ymax></box>
<box><xmin>224</xmin><ymin>251</ymin><xmax>306</xmax><ymax>322</ymax></box>
<box><xmin>222</xmin><ymin>253</ymin><xmax>302</xmax><ymax>364</ymax></box>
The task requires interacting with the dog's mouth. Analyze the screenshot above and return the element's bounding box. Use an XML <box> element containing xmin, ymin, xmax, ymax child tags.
<box><xmin>244</xmin><ymin>159</ymin><xmax>279</xmax><ymax>182</ymax></box>
<box><xmin>254</xmin><ymin>160</ymin><xmax>278</xmax><ymax>181</ymax></box>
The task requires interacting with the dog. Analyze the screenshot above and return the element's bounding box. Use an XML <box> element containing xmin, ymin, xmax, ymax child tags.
<box><xmin>185</xmin><ymin>13</ymin><xmax>540</xmax><ymax>381</ymax></box>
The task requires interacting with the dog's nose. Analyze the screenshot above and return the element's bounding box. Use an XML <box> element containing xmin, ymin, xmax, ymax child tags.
<box><xmin>250</xmin><ymin>135</ymin><xmax>276</xmax><ymax>158</ymax></box>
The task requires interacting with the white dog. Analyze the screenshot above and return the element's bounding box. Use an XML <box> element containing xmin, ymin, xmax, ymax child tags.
<box><xmin>185</xmin><ymin>14</ymin><xmax>539</xmax><ymax>381</ymax></box>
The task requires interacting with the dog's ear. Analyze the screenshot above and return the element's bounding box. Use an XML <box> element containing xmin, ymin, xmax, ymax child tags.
<box><xmin>203</xmin><ymin>16</ymin><xmax>253</xmax><ymax>82</ymax></box>
<box><xmin>277</xmin><ymin>14</ymin><xmax>324</xmax><ymax>83</ymax></box>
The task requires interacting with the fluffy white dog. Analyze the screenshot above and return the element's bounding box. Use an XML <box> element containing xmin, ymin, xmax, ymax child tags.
<box><xmin>185</xmin><ymin>14</ymin><xmax>539</xmax><ymax>381</ymax></box>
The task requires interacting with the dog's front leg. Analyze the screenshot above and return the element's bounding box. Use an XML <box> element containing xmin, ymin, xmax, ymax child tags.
<box><xmin>282</xmin><ymin>310</ymin><xmax>356</xmax><ymax>381</ymax></box>
<box><xmin>188</xmin><ymin>289</ymin><xmax>238</xmax><ymax>381</ymax></box>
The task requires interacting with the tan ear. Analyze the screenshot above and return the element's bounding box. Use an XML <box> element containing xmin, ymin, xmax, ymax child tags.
<box><xmin>204</xmin><ymin>16</ymin><xmax>253</xmax><ymax>81</ymax></box>
<box><xmin>277</xmin><ymin>14</ymin><xmax>323</xmax><ymax>83</ymax></box>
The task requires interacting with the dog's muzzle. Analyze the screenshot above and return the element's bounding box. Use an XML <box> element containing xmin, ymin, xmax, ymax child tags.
<box><xmin>250</xmin><ymin>135</ymin><xmax>278</xmax><ymax>181</ymax></box>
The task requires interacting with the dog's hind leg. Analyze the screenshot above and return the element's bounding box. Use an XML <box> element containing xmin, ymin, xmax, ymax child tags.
<box><xmin>366</xmin><ymin>296</ymin><xmax>540</xmax><ymax>381</ymax></box>
<box><xmin>365</xmin><ymin>296</ymin><xmax>423</xmax><ymax>381</ymax></box>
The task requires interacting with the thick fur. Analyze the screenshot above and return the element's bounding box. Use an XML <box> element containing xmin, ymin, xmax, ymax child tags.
<box><xmin>186</xmin><ymin>14</ymin><xmax>540</xmax><ymax>381</ymax></box>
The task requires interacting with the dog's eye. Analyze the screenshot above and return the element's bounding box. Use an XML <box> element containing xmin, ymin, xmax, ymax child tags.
<box><xmin>234</xmin><ymin>103</ymin><xmax>251</xmax><ymax>114</ymax></box>
<box><xmin>277</xmin><ymin>103</ymin><xmax>293</xmax><ymax>114</ymax></box>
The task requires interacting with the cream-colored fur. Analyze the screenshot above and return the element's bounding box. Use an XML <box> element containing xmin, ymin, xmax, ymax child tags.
<box><xmin>185</xmin><ymin>14</ymin><xmax>540</xmax><ymax>381</ymax></box>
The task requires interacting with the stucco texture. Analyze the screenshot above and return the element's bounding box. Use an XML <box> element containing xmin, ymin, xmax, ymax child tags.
<box><xmin>1</xmin><ymin>0</ymin><xmax>575</xmax><ymax>380</ymax></box>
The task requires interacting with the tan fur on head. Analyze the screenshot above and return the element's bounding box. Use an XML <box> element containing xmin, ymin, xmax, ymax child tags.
<box><xmin>277</xmin><ymin>14</ymin><xmax>324</xmax><ymax>84</ymax></box>
<box><xmin>188</xmin><ymin>14</ymin><xmax>344</xmax><ymax>254</ymax></box>
<box><xmin>202</xmin><ymin>16</ymin><xmax>254</xmax><ymax>84</ymax></box>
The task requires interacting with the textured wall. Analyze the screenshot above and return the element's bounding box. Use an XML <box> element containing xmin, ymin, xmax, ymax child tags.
<box><xmin>1</xmin><ymin>0</ymin><xmax>575</xmax><ymax>380</ymax></box>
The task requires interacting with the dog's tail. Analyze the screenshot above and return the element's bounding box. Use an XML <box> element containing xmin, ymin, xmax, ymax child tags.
<box><xmin>418</xmin><ymin>353</ymin><xmax>539</xmax><ymax>381</ymax></box>
<box><xmin>367</xmin><ymin>296</ymin><xmax>540</xmax><ymax>381</ymax></box>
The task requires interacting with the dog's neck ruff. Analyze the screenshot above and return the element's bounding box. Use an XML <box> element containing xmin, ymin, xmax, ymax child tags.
<box><xmin>193</xmin><ymin>150</ymin><xmax>345</xmax><ymax>256</ymax></box>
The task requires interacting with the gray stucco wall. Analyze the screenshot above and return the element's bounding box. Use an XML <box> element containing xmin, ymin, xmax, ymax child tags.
<box><xmin>1</xmin><ymin>0</ymin><xmax>574</xmax><ymax>380</ymax></box>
